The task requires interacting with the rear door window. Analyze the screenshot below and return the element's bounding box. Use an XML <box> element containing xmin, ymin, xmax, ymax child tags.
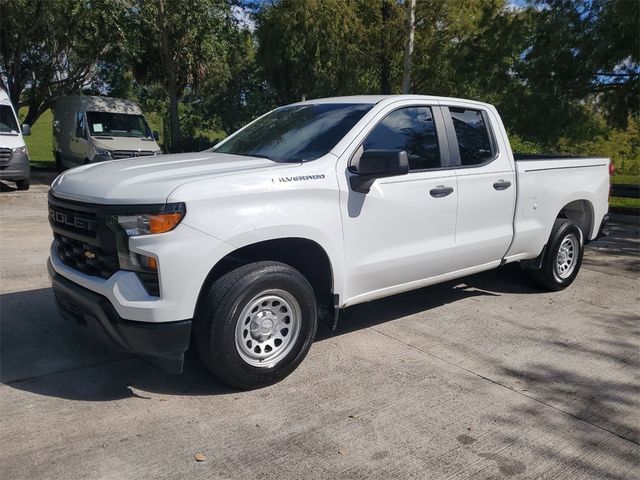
<box><xmin>362</xmin><ymin>106</ymin><xmax>441</xmax><ymax>171</ymax></box>
<box><xmin>449</xmin><ymin>107</ymin><xmax>494</xmax><ymax>166</ymax></box>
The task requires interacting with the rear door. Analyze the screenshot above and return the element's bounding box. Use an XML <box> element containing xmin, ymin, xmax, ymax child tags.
<box><xmin>340</xmin><ymin>103</ymin><xmax>458</xmax><ymax>303</ymax></box>
<box><xmin>442</xmin><ymin>103</ymin><xmax>516</xmax><ymax>271</ymax></box>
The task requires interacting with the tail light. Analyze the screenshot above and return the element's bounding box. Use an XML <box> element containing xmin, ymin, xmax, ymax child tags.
<box><xmin>608</xmin><ymin>162</ymin><xmax>615</xmax><ymax>201</ymax></box>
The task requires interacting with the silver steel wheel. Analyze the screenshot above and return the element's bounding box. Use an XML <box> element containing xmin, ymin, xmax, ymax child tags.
<box><xmin>555</xmin><ymin>233</ymin><xmax>578</xmax><ymax>280</ymax></box>
<box><xmin>234</xmin><ymin>290</ymin><xmax>302</xmax><ymax>368</ymax></box>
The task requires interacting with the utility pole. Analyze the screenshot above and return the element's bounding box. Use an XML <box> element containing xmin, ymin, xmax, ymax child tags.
<box><xmin>402</xmin><ymin>0</ymin><xmax>416</xmax><ymax>94</ymax></box>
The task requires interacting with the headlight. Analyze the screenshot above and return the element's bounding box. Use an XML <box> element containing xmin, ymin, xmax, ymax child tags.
<box><xmin>154</xmin><ymin>150</ymin><xmax>162</xmax><ymax>155</ymax></box>
<box><xmin>13</xmin><ymin>146</ymin><xmax>27</xmax><ymax>155</ymax></box>
<box><xmin>109</xmin><ymin>203</ymin><xmax>185</xmax><ymax>237</ymax></box>
<box><xmin>94</xmin><ymin>148</ymin><xmax>112</xmax><ymax>157</ymax></box>
<box><xmin>107</xmin><ymin>203</ymin><xmax>185</xmax><ymax>273</ymax></box>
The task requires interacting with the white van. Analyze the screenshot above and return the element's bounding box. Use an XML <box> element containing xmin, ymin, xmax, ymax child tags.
<box><xmin>53</xmin><ymin>96</ymin><xmax>161</xmax><ymax>172</ymax></box>
<box><xmin>0</xmin><ymin>88</ymin><xmax>31</xmax><ymax>190</ymax></box>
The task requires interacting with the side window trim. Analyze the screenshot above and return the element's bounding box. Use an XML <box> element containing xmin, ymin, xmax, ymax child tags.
<box><xmin>76</xmin><ymin>111</ymin><xmax>86</xmax><ymax>139</ymax></box>
<box><xmin>443</xmin><ymin>106</ymin><xmax>499</xmax><ymax>169</ymax></box>
<box><xmin>349</xmin><ymin>104</ymin><xmax>453</xmax><ymax>173</ymax></box>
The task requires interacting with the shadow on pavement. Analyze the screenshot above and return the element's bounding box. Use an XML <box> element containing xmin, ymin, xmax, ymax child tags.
<box><xmin>482</xmin><ymin>309</ymin><xmax>640</xmax><ymax>478</ymax></box>
<box><xmin>0</xmin><ymin>171</ymin><xmax>56</xmax><ymax>192</ymax></box>
<box><xmin>1</xmin><ymin>266</ymin><xmax>540</xmax><ymax>401</ymax></box>
<box><xmin>2</xmin><ymin>221</ymin><xmax>637</xmax><ymax>404</ymax></box>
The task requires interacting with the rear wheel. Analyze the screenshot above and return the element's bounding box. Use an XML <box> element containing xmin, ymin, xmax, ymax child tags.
<box><xmin>530</xmin><ymin>219</ymin><xmax>584</xmax><ymax>291</ymax></box>
<box><xmin>15</xmin><ymin>178</ymin><xmax>29</xmax><ymax>191</ymax></box>
<box><xmin>195</xmin><ymin>261</ymin><xmax>318</xmax><ymax>389</ymax></box>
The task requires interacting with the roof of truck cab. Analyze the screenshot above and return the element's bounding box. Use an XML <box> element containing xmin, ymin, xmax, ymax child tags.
<box><xmin>53</xmin><ymin>95</ymin><xmax>143</xmax><ymax>114</ymax></box>
<box><xmin>292</xmin><ymin>94</ymin><xmax>493</xmax><ymax>109</ymax></box>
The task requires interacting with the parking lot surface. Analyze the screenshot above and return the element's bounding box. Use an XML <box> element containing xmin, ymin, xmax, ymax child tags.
<box><xmin>1</xmin><ymin>175</ymin><xmax>638</xmax><ymax>479</ymax></box>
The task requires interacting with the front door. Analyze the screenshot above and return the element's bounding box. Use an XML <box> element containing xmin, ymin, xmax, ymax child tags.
<box><xmin>340</xmin><ymin>104</ymin><xmax>458</xmax><ymax>304</ymax></box>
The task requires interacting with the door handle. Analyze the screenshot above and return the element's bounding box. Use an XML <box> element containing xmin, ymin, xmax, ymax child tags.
<box><xmin>429</xmin><ymin>185</ymin><xmax>454</xmax><ymax>198</ymax></box>
<box><xmin>493</xmin><ymin>180</ymin><xmax>512</xmax><ymax>191</ymax></box>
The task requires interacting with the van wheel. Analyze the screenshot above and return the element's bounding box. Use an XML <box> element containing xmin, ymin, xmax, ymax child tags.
<box><xmin>195</xmin><ymin>261</ymin><xmax>318</xmax><ymax>389</ymax></box>
<box><xmin>15</xmin><ymin>179</ymin><xmax>30</xmax><ymax>191</ymax></box>
<box><xmin>55</xmin><ymin>153</ymin><xmax>65</xmax><ymax>172</ymax></box>
<box><xmin>531</xmin><ymin>219</ymin><xmax>584</xmax><ymax>291</ymax></box>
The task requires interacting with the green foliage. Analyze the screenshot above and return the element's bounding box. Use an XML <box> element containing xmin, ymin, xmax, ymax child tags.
<box><xmin>507</xmin><ymin>133</ymin><xmax>543</xmax><ymax>154</ymax></box>
<box><xmin>127</xmin><ymin>0</ymin><xmax>233</xmax><ymax>150</ymax></box>
<box><xmin>255</xmin><ymin>0</ymin><xmax>395</xmax><ymax>102</ymax></box>
<box><xmin>18</xmin><ymin>107</ymin><xmax>53</xmax><ymax>162</ymax></box>
<box><xmin>0</xmin><ymin>0</ymin><xmax>129</xmax><ymax>125</ymax></box>
<box><xmin>198</xmin><ymin>29</ymin><xmax>278</xmax><ymax>136</ymax></box>
<box><xmin>4</xmin><ymin>0</ymin><xmax>638</xmax><ymax>174</ymax></box>
<box><xmin>556</xmin><ymin>117</ymin><xmax>640</xmax><ymax>181</ymax></box>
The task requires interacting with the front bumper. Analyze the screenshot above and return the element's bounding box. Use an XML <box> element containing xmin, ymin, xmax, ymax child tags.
<box><xmin>0</xmin><ymin>150</ymin><xmax>30</xmax><ymax>181</ymax></box>
<box><xmin>49</xmin><ymin>259</ymin><xmax>191</xmax><ymax>373</ymax></box>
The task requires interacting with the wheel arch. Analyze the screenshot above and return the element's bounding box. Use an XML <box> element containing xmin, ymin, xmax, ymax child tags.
<box><xmin>555</xmin><ymin>199</ymin><xmax>594</xmax><ymax>242</ymax></box>
<box><xmin>196</xmin><ymin>237</ymin><xmax>336</xmax><ymax>317</ymax></box>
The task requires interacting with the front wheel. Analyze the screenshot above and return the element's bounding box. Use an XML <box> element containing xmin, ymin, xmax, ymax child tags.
<box><xmin>195</xmin><ymin>261</ymin><xmax>318</xmax><ymax>389</ymax></box>
<box><xmin>15</xmin><ymin>178</ymin><xmax>30</xmax><ymax>190</ymax></box>
<box><xmin>530</xmin><ymin>219</ymin><xmax>584</xmax><ymax>291</ymax></box>
<box><xmin>55</xmin><ymin>152</ymin><xmax>65</xmax><ymax>173</ymax></box>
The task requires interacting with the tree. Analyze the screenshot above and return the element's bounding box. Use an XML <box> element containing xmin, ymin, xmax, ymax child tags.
<box><xmin>0</xmin><ymin>0</ymin><xmax>128</xmax><ymax>126</ymax></box>
<box><xmin>202</xmin><ymin>28</ymin><xmax>278</xmax><ymax>134</ymax></box>
<box><xmin>128</xmin><ymin>0</ymin><xmax>233</xmax><ymax>150</ymax></box>
<box><xmin>255</xmin><ymin>0</ymin><xmax>379</xmax><ymax>102</ymax></box>
<box><xmin>521</xmin><ymin>0</ymin><xmax>639</xmax><ymax>131</ymax></box>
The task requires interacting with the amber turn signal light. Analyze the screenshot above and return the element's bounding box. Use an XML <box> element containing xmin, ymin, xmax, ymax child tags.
<box><xmin>149</xmin><ymin>212</ymin><xmax>184</xmax><ymax>234</ymax></box>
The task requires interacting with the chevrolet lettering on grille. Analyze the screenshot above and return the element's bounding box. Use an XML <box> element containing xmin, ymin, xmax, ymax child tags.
<box><xmin>49</xmin><ymin>208</ymin><xmax>97</xmax><ymax>232</ymax></box>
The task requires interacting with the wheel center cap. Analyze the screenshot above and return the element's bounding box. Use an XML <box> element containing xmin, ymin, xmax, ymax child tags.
<box><xmin>261</xmin><ymin>318</ymin><xmax>274</xmax><ymax>333</ymax></box>
<box><xmin>250</xmin><ymin>311</ymin><xmax>277</xmax><ymax>340</ymax></box>
<box><xmin>558</xmin><ymin>252</ymin><xmax>567</xmax><ymax>263</ymax></box>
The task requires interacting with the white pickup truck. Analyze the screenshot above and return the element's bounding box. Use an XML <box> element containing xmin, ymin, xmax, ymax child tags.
<box><xmin>47</xmin><ymin>95</ymin><xmax>610</xmax><ymax>389</ymax></box>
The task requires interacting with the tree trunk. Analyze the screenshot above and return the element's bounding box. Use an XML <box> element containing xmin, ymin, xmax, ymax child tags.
<box><xmin>379</xmin><ymin>0</ymin><xmax>392</xmax><ymax>94</ymax></box>
<box><xmin>402</xmin><ymin>0</ymin><xmax>416</xmax><ymax>94</ymax></box>
<box><xmin>157</xmin><ymin>0</ymin><xmax>181</xmax><ymax>151</ymax></box>
<box><xmin>168</xmin><ymin>83</ymin><xmax>181</xmax><ymax>151</ymax></box>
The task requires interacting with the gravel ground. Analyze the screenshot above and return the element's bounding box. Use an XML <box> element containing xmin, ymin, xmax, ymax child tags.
<box><xmin>1</xmin><ymin>174</ymin><xmax>638</xmax><ymax>479</ymax></box>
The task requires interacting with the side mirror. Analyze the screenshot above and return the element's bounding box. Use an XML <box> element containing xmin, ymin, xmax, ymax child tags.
<box><xmin>21</xmin><ymin>124</ymin><xmax>31</xmax><ymax>136</ymax></box>
<box><xmin>350</xmin><ymin>149</ymin><xmax>409</xmax><ymax>193</ymax></box>
<box><xmin>153</xmin><ymin>130</ymin><xmax>159</xmax><ymax>141</ymax></box>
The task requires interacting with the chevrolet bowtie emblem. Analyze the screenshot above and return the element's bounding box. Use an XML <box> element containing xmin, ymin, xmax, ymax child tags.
<box><xmin>84</xmin><ymin>250</ymin><xmax>96</xmax><ymax>260</ymax></box>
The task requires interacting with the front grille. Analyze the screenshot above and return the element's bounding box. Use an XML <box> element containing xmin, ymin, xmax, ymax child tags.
<box><xmin>49</xmin><ymin>194</ymin><xmax>119</xmax><ymax>279</ymax></box>
<box><xmin>53</xmin><ymin>233</ymin><xmax>119</xmax><ymax>279</ymax></box>
<box><xmin>112</xmin><ymin>150</ymin><xmax>155</xmax><ymax>160</ymax></box>
<box><xmin>0</xmin><ymin>147</ymin><xmax>12</xmax><ymax>166</ymax></box>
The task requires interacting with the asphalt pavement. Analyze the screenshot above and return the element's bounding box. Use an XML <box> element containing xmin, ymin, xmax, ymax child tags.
<box><xmin>1</xmin><ymin>174</ymin><xmax>638</xmax><ymax>479</ymax></box>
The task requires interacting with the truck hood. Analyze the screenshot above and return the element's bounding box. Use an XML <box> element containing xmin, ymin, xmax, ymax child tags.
<box><xmin>50</xmin><ymin>152</ymin><xmax>281</xmax><ymax>204</ymax></box>
<box><xmin>91</xmin><ymin>136</ymin><xmax>160</xmax><ymax>152</ymax></box>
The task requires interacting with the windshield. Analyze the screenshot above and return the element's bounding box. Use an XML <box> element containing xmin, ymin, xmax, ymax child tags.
<box><xmin>86</xmin><ymin>111</ymin><xmax>152</xmax><ymax>138</ymax></box>
<box><xmin>212</xmin><ymin>103</ymin><xmax>373</xmax><ymax>162</ymax></box>
<box><xmin>0</xmin><ymin>105</ymin><xmax>19</xmax><ymax>134</ymax></box>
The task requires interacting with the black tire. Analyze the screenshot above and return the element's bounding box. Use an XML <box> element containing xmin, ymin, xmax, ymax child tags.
<box><xmin>194</xmin><ymin>261</ymin><xmax>318</xmax><ymax>389</ymax></box>
<box><xmin>15</xmin><ymin>178</ymin><xmax>30</xmax><ymax>191</ymax></box>
<box><xmin>531</xmin><ymin>219</ymin><xmax>584</xmax><ymax>291</ymax></box>
<box><xmin>55</xmin><ymin>152</ymin><xmax>65</xmax><ymax>172</ymax></box>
